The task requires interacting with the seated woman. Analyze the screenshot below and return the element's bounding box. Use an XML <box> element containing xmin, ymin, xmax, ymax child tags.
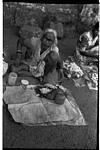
<box><xmin>75</xmin><ymin>22</ymin><xmax>99</xmax><ymax>67</ymax></box>
<box><xmin>40</xmin><ymin>29</ymin><xmax>63</xmax><ymax>84</ymax></box>
<box><xmin>9</xmin><ymin>29</ymin><xmax>63</xmax><ymax>84</ymax></box>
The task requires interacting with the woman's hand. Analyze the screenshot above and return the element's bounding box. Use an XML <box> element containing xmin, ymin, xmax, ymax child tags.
<box><xmin>58</xmin><ymin>69</ymin><xmax>64</xmax><ymax>82</ymax></box>
<box><xmin>90</xmin><ymin>46</ymin><xmax>99</xmax><ymax>54</ymax></box>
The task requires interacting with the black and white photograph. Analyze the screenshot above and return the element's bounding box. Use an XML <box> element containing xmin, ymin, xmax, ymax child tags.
<box><xmin>3</xmin><ymin>2</ymin><xmax>99</xmax><ymax>149</ymax></box>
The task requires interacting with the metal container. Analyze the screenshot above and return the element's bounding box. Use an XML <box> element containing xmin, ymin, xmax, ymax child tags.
<box><xmin>21</xmin><ymin>79</ymin><xmax>29</xmax><ymax>90</ymax></box>
<box><xmin>8</xmin><ymin>72</ymin><xmax>17</xmax><ymax>86</ymax></box>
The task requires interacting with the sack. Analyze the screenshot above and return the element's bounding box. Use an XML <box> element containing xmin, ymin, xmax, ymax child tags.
<box><xmin>43</xmin><ymin>88</ymin><xmax>66</xmax><ymax>105</ymax></box>
<box><xmin>55</xmin><ymin>22</ymin><xmax>64</xmax><ymax>38</ymax></box>
<box><xmin>19</xmin><ymin>25</ymin><xmax>42</xmax><ymax>39</ymax></box>
<box><xmin>54</xmin><ymin>89</ymin><xmax>66</xmax><ymax>105</ymax></box>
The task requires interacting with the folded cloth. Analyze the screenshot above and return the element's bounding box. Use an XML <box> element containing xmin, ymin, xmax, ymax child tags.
<box><xmin>4</xmin><ymin>85</ymin><xmax>86</xmax><ymax>126</ymax></box>
<box><xmin>3</xmin><ymin>86</ymin><xmax>39</xmax><ymax>104</ymax></box>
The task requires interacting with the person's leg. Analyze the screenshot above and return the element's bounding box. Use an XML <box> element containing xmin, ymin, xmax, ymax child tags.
<box><xmin>9</xmin><ymin>63</ymin><xmax>30</xmax><ymax>74</ymax></box>
<box><xmin>17</xmin><ymin>70</ymin><xmax>33</xmax><ymax>77</ymax></box>
<box><xmin>43</xmin><ymin>68</ymin><xmax>59</xmax><ymax>85</ymax></box>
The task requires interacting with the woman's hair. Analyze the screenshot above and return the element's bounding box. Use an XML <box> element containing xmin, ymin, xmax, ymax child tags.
<box><xmin>41</xmin><ymin>28</ymin><xmax>58</xmax><ymax>45</ymax></box>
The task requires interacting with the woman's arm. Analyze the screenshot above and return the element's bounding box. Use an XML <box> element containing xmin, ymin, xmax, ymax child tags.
<box><xmin>56</xmin><ymin>55</ymin><xmax>63</xmax><ymax>70</ymax></box>
<box><xmin>50</xmin><ymin>51</ymin><xmax>63</xmax><ymax>69</ymax></box>
<box><xmin>44</xmin><ymin>51</ymin><xmax>60</xmax><ymax>75</ymax></box>
<box><xmin>80</xmin><ymin>46</ymin><xmax>99</xmax><ymax>59</ymax></box>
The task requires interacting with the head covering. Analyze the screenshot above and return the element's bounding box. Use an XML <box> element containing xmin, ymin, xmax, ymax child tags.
<box><xmin>43</xmin><ymin>28</ymin><xmax>58</xmax><ymax>45</ymax></box>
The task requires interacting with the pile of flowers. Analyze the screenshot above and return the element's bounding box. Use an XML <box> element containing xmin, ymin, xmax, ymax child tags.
<box><xmin>39</xmin><ymin>87</ymin><xmax>52</xmax><ymax>94</ymax></box>
<box><xmin>63</xmin><ymin>59</ymin><xmax>84</xmax><ymax>79</ymax></box>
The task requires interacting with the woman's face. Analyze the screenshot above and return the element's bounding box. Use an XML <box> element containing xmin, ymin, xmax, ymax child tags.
<box><xmin>42</xmin><ymin>32</ymin><xmax>55</xmax><ymax>49</ymax></box>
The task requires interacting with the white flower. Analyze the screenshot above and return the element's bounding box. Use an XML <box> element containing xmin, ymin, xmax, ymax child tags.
<box><xmin>76</xmin><ymin>73</ymin><xmax>80</xmax><ymax>78</ymax></box>
<box><xmin>45</xmin><ymin>83</ymin><xmax>57</xmax><ymax>89</ymax></box>
<box><xmin>67</xmin><ymin>74</ymin><xmax>71</xmax><ymax>78</ymax></box>
<box><xmin>91</xmin><ymin>73</ymin><xmax>98</xmax><ymax>82</ymax></box>
<box><xmin>56</xmin><ymin>85</ymin><xmax>66</xmax><ymax>91</ymax></box>
<box><xmin>69</xmin><ymin>63</ymin><xmax>84</xmax><ymax>76</ymax></box>
<box><xmin>40</xmin><ymin>88</ymin><xmax>51</xmax><ymax>94</ymax></box>
<box><xmin>63</xmin><ymin>60</ymin><xmax>84</xmax><ymax>78</ymax></box>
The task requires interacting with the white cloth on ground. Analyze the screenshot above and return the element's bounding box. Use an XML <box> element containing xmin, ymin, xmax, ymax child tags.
<box><xmin>3</xmin><ymin>85</ymin><xmax>86</xmax><ymax>126</ymax></box>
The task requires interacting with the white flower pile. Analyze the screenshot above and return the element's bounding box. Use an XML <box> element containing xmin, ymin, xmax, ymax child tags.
<box><xmin>63</xmin><ymin>60</ymin><xmax>84</xmax><ymax>78</ymax></box>
<box><xmin>40</xmin><ymin>87</ymin><xmax>52</xmax><ymax>94</ymax></box>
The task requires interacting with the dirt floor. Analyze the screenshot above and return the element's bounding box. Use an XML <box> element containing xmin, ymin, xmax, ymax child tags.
<box><xmin>3</xmin><ymin>20</ymin><xmax>98</xmax><ymax>149</ymax></box>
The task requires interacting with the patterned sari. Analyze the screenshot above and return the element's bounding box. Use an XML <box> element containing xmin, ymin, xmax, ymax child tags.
<box><xmin>23</xmin><ymin>39</ymin><xmax>59</xmax><ymax>78</ymax></box>
<box><xmin>75</xmin><ymin>31</ymin><xmax>98</xmax><ymax>66</ymax></box>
